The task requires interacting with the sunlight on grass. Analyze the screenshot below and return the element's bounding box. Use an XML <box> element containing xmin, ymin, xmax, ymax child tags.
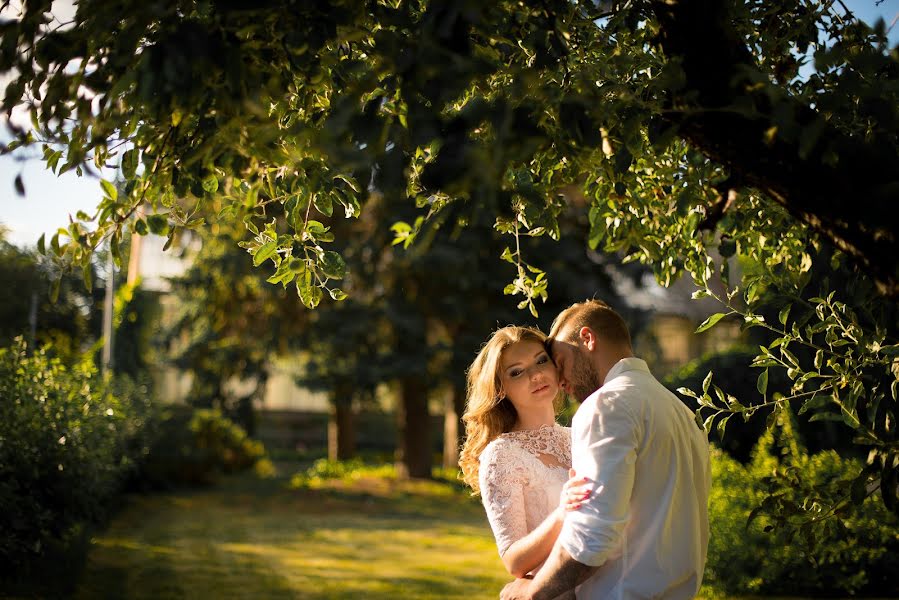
<box><xmin>75</xmin><ymin>469</ymin><xmax>510</xmax><ymax>599</ymax></box>
<box><xmin>73</xmin><ymin>466</ymin><xmax>772</xmax><ymax>599</ymax></box>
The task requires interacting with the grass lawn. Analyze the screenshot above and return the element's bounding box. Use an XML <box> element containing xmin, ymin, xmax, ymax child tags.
<box><xmin>61</xmin><ymin>463</ymin><xmax>830</xmax><ymax>600</ymax></box>
<box><xmin>74</xmin><ymin>466</ymin><xmax>511</xmax><ymax>599</ymax></box>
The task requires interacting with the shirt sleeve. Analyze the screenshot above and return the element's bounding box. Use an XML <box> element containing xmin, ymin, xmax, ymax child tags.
<box><xmin>479</xmin><ymin>441</ymin><xmax>529</xmax><ymax>557</ymax></box>
<box><xmin>559</xmin><ymin>390</ymin><xmax>640</xmax><ymax>567</ymax></box>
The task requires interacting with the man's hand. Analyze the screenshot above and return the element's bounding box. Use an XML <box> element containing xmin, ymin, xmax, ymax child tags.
<box><xmin>500</xmin><ymin>578</ymin><xmax>532</xmax><ymax>600</ymax></box>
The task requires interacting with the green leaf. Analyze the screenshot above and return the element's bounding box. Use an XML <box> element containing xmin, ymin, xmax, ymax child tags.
<box><xmin>101</xmin><ymin>179</ymin><xmax>117</xmax><ymax>201</ymax></box>
<box><xmin>50</xmin><ymin>276</ymin><xmax>60</xmax><ymax>303</ymax></box>
<box><xmin>37</xmin><ymin>233</ymin><xmax>46</xmax><ymax>255</ymax></box>
<box><xmin>329</xmin><ymin>288</ymin><xmax>348</xmax><ymax>301</ymax></box>
<box><xmin>313</xmin><ymin>193</ymin><xmax>333</xmax><ymax>217</ymax></box>
<box><xmin>307</xmin><ymin>220</ymin><xmax>327</xmax><ymax>235</ymax></box>
<box><xmin>333</xmin><ymin>174</ymin><xmax>360</xmax><ymax>193</ymax></box>
<box><xmin>82</xmin><ymin>262</ymin><xmax>92</xmax><ymax>293</ymax></box>
<box><xmin>296</xmin><ymin>271</ymin><xmax>322</xmax><ymax>309</ymax></box>
<box><xmin>880</xmin><ymin>344</ymin><xmax>899</xmax><ymax>357</ymax></box>
<box><xmin>850</xmin><ymin>473</ymin><xmax>869</xmax><ymax>505</ymax></box>
<box><xmin>702</xmin><ymin>371</ymin><xmax>713</xmax><ymax>394</ymax></box>
<box><xmin>134</xmin><ymin>219</ymin><xmax>148</xmax><ymax>236</ymax></box>
<box><xmin>147</xmin><ymin>214</ymin><xmax>169</xmax><ymax>236</ymax></box>
<box><xmin>757</xmin><ymin>369</ymin><xmax>769</xmax><ymax>396</ymax></box>
<box><xmin>778</xmin><ymin>305</ymin><xmax>790</xmax><ymax>326</ymax></box>
<box><xmin>253</xmin><ymin>241</ymin><xmax>278</xmax><ymax>266</ymax></box>
<box><xmin>121</xmin><ymin>149</ymin><xmax>138</xmax><ymax>179</ymax></box>
<box><xmin>202</xmin><ymin>173</ymin><xmax>219</xmax><ymax>194</ymax></box>
<box><xmin>320</xmin><ymin>251</ymin><xmax>346</xmax><ymax>279</ymax></box>
<box><xmin>695</xmin><ymin>313</ymin><xmax>727</xmax><ymax>333</ymax></box>
<box><xmin>110</xmin><ymin>234</ymin><xmax>122</xmax><ymax>268</ymax></box>
<box><xmin>798</xmin><ymin>394</ymin><xmax>832</xmax><ymax>415</ymax></box>
<box><xmin>716</xmin><ymin>414</ymin><xmax>732</xmax><ymax>437</ymax></box>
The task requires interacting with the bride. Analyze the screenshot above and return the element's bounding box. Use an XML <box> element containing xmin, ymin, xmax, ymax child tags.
<box><xmin>459</xmin><ymin>326</ymin><xmax>589</xmax><ymax>589</ymax></box>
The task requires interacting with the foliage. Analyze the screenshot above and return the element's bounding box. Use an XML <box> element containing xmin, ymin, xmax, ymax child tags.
<box><xmin>0</xmin><ymin>233</ymin><xmax>101</xmax><ymax>362</ymax></box>
<box><xmin>136</xmin><ymin>405</ymin><xmax>271</xmax><ymax>489</ymax></box>
<box><xmin>665</xmin><ymin>345</ymin><xmax>849</xmax><ymax>462</ymax></box>
<box><xmin>679</xmin><ymin>256</ymin><xmax>899</xmax><ymax>524</ymax></box>
<box><xmin>706</xmin><ymin>431</ymin><xmax>899</xmax><ymax>597</ymax></box>
<box><xmin>0</xmin><ymin>337</ymin><xmax>154</xmax><ymax>578</ymax></box>
<box><xmin>2</xmin><ymin>0</ymin><xmax>898</xmax><ymax>520</ymax></box>
<box><xmin>161</xmin><ymin>202</ymin><xmax>312</xmax><ymax>431</ymax></box>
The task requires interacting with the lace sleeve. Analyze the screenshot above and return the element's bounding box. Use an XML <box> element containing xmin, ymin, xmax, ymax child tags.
<box><xmin>479</xmin><ymin>440</ymin><xmax>529</xmax><ymax>557</ymax></box>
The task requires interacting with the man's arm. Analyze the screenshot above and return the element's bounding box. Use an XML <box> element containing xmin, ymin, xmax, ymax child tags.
<box><xmin>500</xmin><ymin>543</ymin><xmax>597</xmax><ymax>600</ymax></box>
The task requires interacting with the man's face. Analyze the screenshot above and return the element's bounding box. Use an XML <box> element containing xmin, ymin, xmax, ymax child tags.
<box><xmin>548</xmin><ymin>329</ymin><xmax>603</xmax><ymax>402</ymax></box>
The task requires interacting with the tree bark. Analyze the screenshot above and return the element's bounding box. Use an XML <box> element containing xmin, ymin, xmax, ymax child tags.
<box><xmin>328</xmin><ymin>383</ymin><xmax>356</xmax><ymax>461</ymax></box>
<box><xmin>650</xmin><ymin>0</ymin><xmax>899</xmax><ymax>296</ymax></box>
<box><xmin>442</xmin><ymin>384</ymin><xmax>466</xmax><ymax>470</ymax></box>
<box><xmin>396</xmin><ymin>376</ymin><xmax>432</xmax><ymax>479</ymax></box>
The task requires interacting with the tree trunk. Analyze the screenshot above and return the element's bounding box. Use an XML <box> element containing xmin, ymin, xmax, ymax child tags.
<box><xmin>328</xmin><ymin>384</ymin><xmax>356</xmax><ymax>461</ymax></box>
<box><xmin>395</xmin><ymin>376</ymin><xmax>431</xmax><ymax>479</ymax></box>
<box><xmin>442</xmin><ymin>384</ymin><xmax>466</xmax><ymax>470</ymax></box>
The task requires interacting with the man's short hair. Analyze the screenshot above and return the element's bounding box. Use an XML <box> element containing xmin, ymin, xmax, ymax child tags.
<box><xmin>549</xmin><ymin>299</ymin><xmax>632</xmax><ymax>347</ymax></box>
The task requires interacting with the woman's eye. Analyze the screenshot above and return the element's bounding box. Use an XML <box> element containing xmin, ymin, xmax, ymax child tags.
<box><xmin>509</xmin><ymin>369</ymin><xmax>523</xmax><ymax>378</ymax></box>
<box><xmin>537</xmin><ymin>355</ymin><xmax>549</xmax><ymax>365</ymax></box>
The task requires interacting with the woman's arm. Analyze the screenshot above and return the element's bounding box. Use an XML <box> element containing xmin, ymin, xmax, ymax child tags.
<box><xmin>501</xmin><ymin>471</ymin><xmax>590</xmax><ymax>578</ymax></box>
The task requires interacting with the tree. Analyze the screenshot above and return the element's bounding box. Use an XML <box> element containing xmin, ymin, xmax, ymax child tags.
<box><xmin>2</xmin><ymin>1</ymin><xmax>897</xmax><ymax>520</ymax></box>
<box><xmin>161</xmin><ymin>200</ymin><xmax>312</xmax><ymax>433</ymax></box>
<box><xmin>0</xmin><ymin>227</ymin><xmax>100</xmax><ymax>362</ymax></box>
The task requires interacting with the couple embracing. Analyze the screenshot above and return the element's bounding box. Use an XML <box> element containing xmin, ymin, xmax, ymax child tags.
<box><xmin>460</xmin><ymin>300</ymin><xmax>711</xmax><ymax>600</ymax></box>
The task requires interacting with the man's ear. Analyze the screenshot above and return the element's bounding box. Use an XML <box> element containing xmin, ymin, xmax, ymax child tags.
<box><xmin>579</xmin><ymin>326</ymin><xmax>596</xmax><ymax>352</ymax></box>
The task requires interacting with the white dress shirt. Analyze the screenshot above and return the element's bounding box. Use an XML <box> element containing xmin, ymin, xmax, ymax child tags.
<box><xmin>559</xmin><ymin>357</ymin><xmax>711</xmax><ymax>599</ymax></box>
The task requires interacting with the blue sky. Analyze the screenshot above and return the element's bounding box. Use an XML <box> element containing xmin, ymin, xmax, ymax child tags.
<box><xmin>1</xmin><ymin>0</ymin><xmax>897</xmax><ymax>248</ymax></box>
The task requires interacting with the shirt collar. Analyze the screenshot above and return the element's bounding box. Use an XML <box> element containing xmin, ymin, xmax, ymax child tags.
<box><xmin>603</xmin><ymin>357</ymin><xmax>650</xmax><ymax>385</ymax></box>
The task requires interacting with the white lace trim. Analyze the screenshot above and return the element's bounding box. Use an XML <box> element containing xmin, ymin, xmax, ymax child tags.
<box><xmin>499</xmin><ymin>424</ymin><xmax>571</xmax><ymax>466</ymax></box>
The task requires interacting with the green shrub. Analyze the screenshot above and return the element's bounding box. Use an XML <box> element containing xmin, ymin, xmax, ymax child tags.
<box><xmin>706</xmin><ymin>435</ymin><xmax>899</xmax><ymax>596</ymax></box>
<box><xmin>136</xmin><ymin>406</ymin><xmax>269</xmax><ymax>488</ymax></box>
<box><xmin>0</xmin><ymin>338</ymin><xmax>154</xmax><ymax>579</ymax></box>
<box><xmin>289</xmin><ymin>457</ymin><xmax>395</xmax><ymax>488</ymax></box>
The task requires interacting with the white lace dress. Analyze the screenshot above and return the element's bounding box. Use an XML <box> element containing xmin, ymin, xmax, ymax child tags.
<box><xmin>478</xmin><ymin>424</ymin><xmax>572</xmax><ymax>558</ymax></box>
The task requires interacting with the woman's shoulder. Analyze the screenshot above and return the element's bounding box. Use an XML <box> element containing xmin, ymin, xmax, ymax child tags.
<box><xmin>480</xmin><ymin>435</ymin><xmax>516</xmax><ymax>461</ymax></box>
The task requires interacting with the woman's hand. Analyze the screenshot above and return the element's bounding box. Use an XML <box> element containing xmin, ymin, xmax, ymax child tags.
<box><xmin>558</xmin><ymin>468</ymin><xmax>591</xmax><ymax>516</ymax></box>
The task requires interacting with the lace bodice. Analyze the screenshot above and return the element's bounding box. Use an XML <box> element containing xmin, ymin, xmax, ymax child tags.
<box><xmin>478</xmin><ymin>424</ymin><xmax>572</xmax><ymax>557</ymax></box>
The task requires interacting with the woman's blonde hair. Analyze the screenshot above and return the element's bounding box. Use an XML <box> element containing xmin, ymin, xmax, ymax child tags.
<box><xmin>459</xmin><ymin>325</ymin><xmax>559</xmax><ymax>494</ymax></box>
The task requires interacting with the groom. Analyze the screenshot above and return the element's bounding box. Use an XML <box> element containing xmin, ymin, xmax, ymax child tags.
<box><xmin>502</xmin><ymin>300</ymin><xmax>711</xmax><ymax>600</ymax></box>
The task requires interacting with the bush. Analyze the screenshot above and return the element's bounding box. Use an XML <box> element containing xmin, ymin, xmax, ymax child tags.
<box><xmin>136</xmin><ymin>406</ymin><xmax>270</xmax><ymax>488</ymax></box>
<box><xmin>706</xmin><ymin>433</ymin><xmax>899</xmax><ymax>597</ymax></box>
<box><xmin>0</xmin><ymin>338</ymin><xmax>154</xmax><ymax>580</ymax></box>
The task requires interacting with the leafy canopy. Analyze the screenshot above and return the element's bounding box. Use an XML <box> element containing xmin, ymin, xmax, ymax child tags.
<box><xmin>2</xmin><ymin>0</ymin><xmax>898</xmax><ymax>522</ymax></box>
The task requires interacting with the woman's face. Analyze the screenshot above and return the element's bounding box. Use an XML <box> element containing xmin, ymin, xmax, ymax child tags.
<box><xmin>498</xmin><ymin>340</ymin><xmax>560</xmax><ymax>413</ymax></box>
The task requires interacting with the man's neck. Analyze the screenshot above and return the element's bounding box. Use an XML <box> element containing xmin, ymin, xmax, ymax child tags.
<box><xmin>596</xmin><ymin>346</ymin><xmax>634</xmax><ymax>384</ymax></box>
